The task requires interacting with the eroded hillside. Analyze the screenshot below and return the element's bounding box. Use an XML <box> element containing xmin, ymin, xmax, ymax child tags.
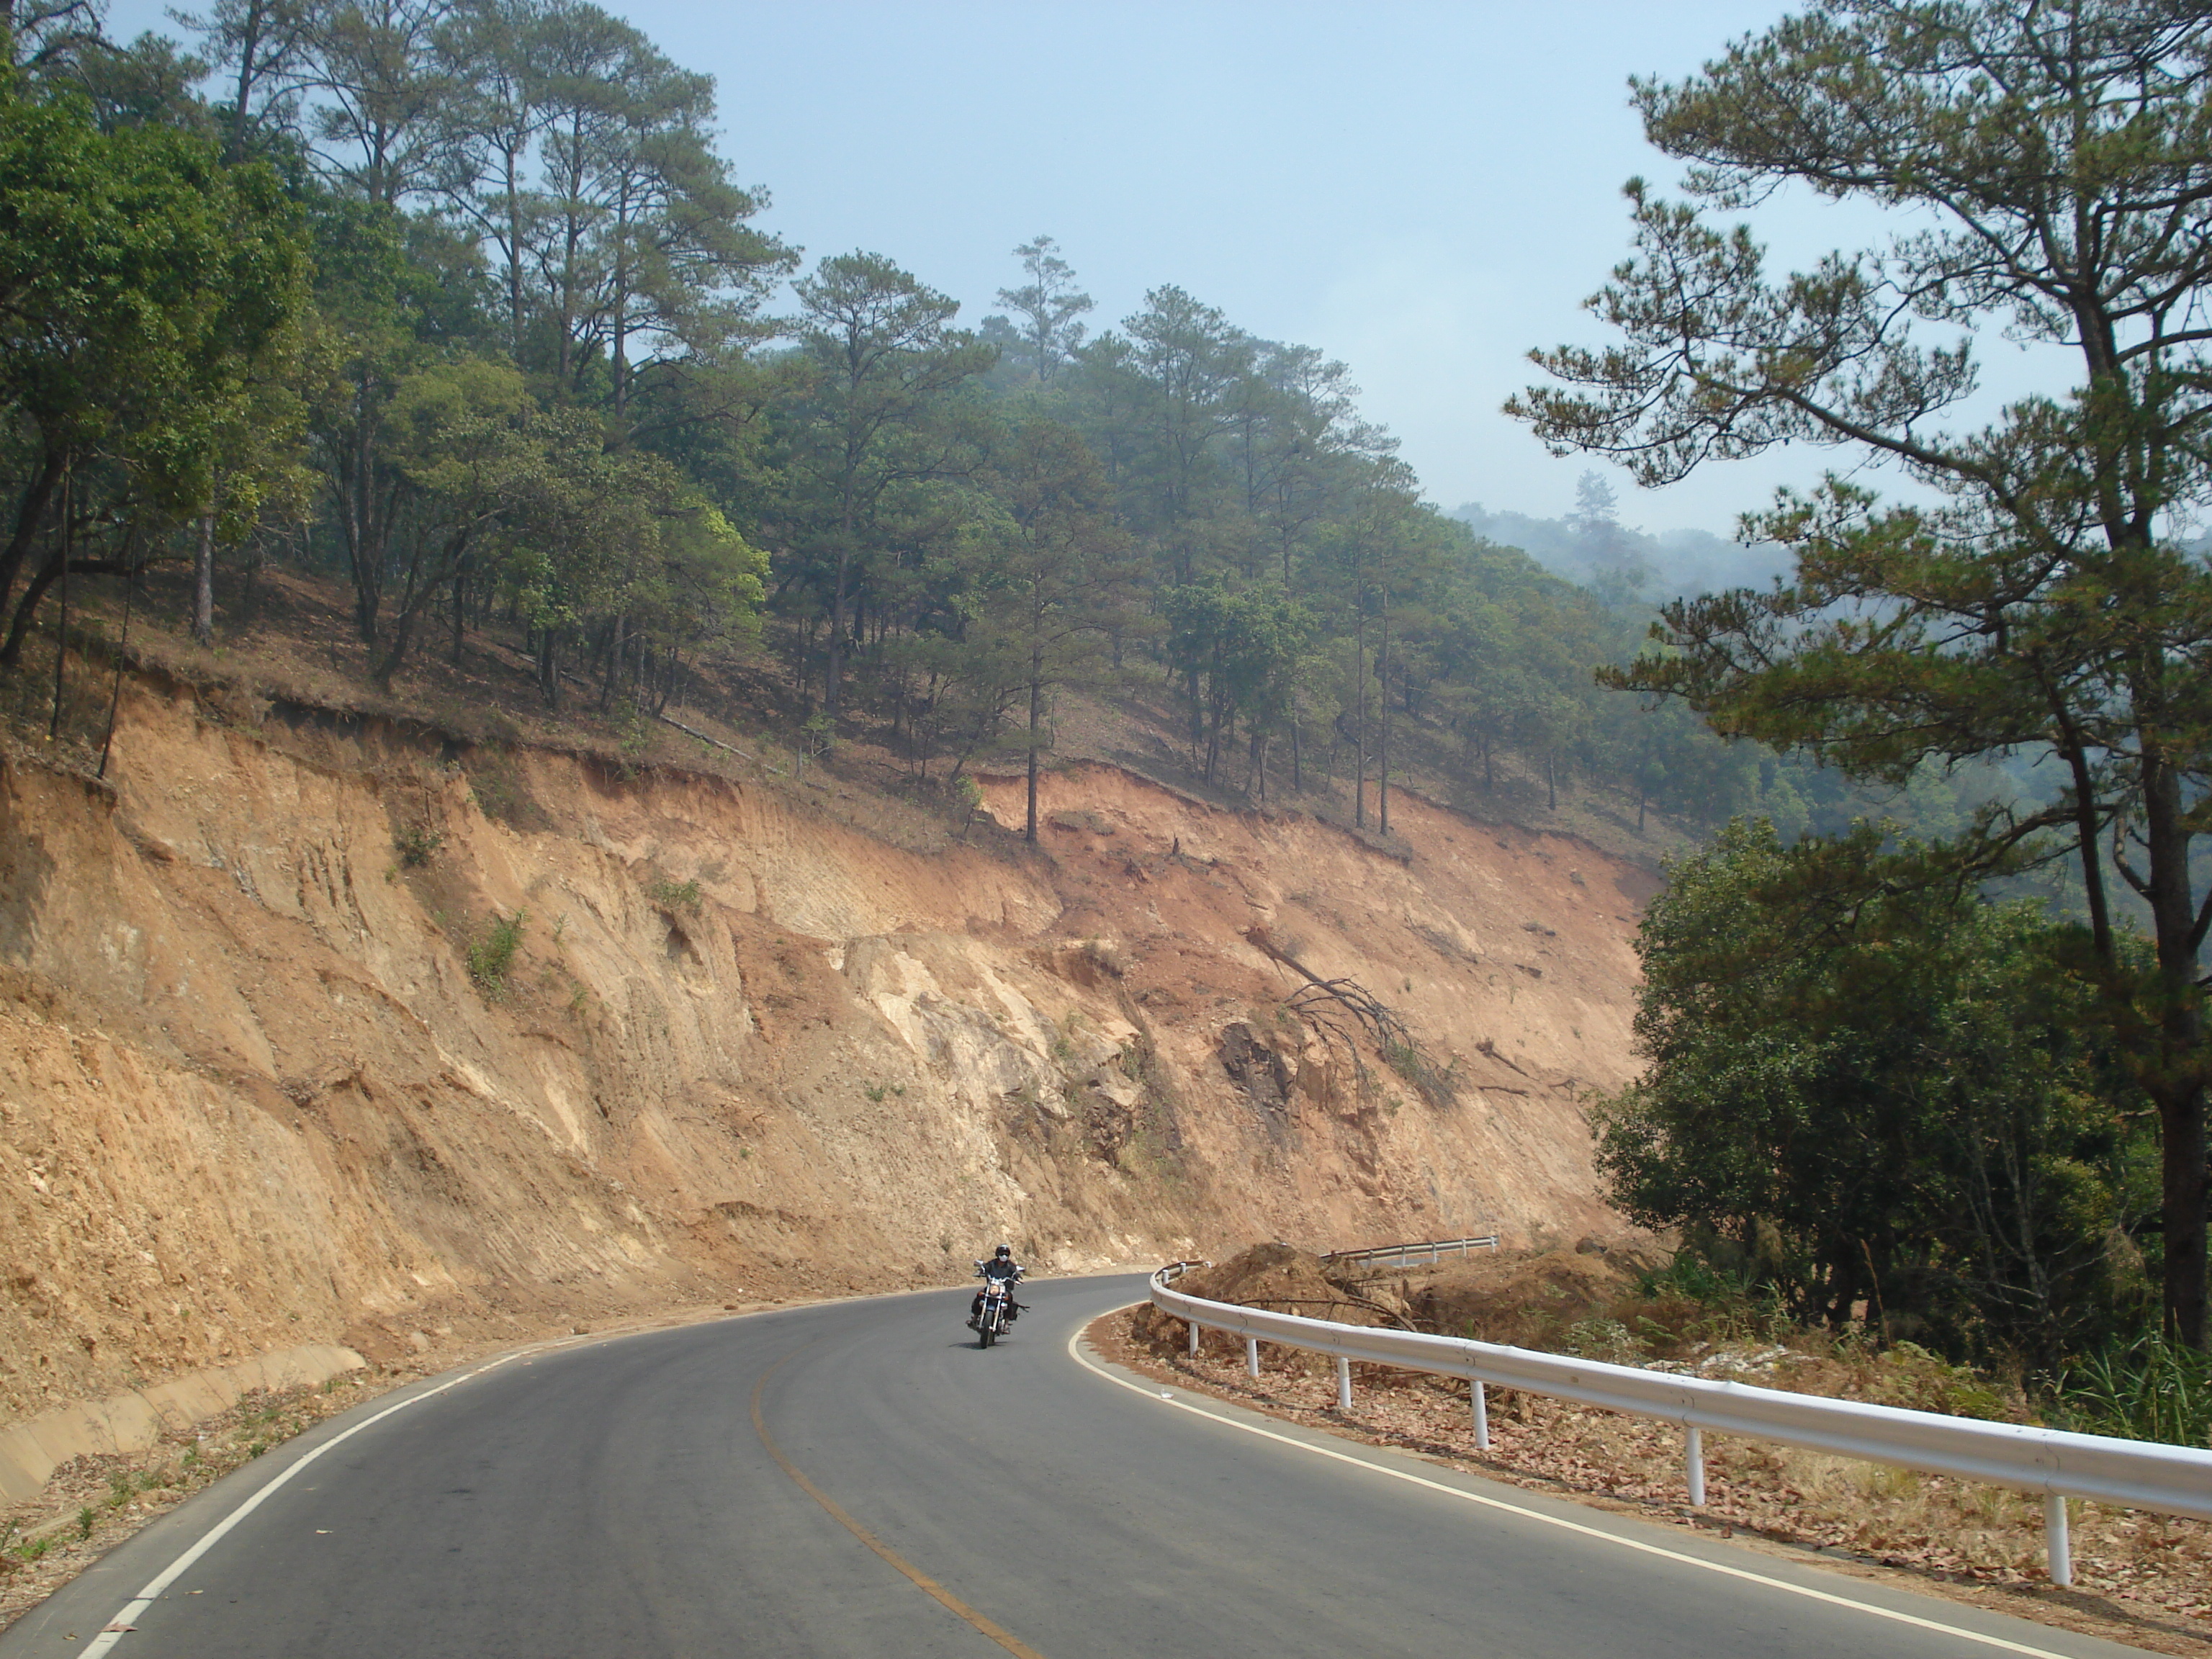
<box><xmin>0</xmin><ymin>675</ymin><xmax>1649</xmax><ymax>1424</ymax></box>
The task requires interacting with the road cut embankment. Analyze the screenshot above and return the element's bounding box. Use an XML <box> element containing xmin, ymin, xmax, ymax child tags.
<box><xmin>0</xmin><ymin>673</ymin><xmax>1649</xmax><ymax>1440</ymax></box>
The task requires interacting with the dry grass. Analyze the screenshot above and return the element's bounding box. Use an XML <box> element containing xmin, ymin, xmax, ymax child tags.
<box><xmin>0</xmin><ymin>1372</ymin><xmax>381</xmax><ymax>1629</ymax></box>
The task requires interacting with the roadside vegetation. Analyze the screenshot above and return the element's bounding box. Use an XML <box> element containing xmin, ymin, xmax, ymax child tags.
<box><xmin>1511</xmin><ymin>0</ymin><xmax>2212</xmax><ymax>1364</ymax></box>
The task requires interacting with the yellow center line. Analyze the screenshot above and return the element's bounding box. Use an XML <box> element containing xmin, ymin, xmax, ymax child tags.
<box><xmin>750</xmin><ymin>1352</ymin><xmax>1051</xmax><ymax>1659</ymax></box>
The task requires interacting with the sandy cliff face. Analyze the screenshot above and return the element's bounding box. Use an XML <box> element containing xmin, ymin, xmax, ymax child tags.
<box><xmin>0</xmin><ymin>678</ymin><xmax>1650</xmax><ymax>1423</ymax></box>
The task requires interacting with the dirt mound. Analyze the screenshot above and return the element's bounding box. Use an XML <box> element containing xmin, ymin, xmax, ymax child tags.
<box><xmin>1395</xmin><ymin>1245</ymin><xmax>1657</xmax><ymax>1346</ymax></box>
<box><xmin>1131</xmin><ymin>1243</ymin><xmax>1398</xmax><ymax>1356</ymax></box>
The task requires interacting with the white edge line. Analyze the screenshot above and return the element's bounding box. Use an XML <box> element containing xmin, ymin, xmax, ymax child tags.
<box><xmin>81</xmin><ymin>1338</ymin><xmax>570</xmax><ymax>1657</ymax></box>
<box><xmin>1065</xmin><ymin>1313</ymin><xmax>2083</xmax><ymax>1659</ymax></box>
<box><xmin>73</xmin><ymin>1274</ymin><xmax>1063</xmax><ymax>1651</ymax></box>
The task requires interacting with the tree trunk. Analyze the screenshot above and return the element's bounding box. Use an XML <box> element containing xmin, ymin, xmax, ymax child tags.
<box><xmin>2139</xmin><ymin>754</ymin><xmax>2210</xmax><ymax>1346</ymax></box>
<box><xmin>346</xmin><ymin>395</ymin><xmax>383</xmax><ymax>648</ymax></box>
<box><xmin>1352</xmin><ymin>592</ymin><xmax>1367</xmax><ymax>828</ymax></box>
<box><xmin>2156</xmin><ymin>1087</ymin><xmax>2208</xmax><ymax>1346</ymax></box>
<box><xmin>505</xmin><ymin>149</ymin><xmax>526</xmax><ymax>356</ymax></box>
<box><xmin>225</xmin><ymin>1</ymin><xmax>261</xmax><ymax>163</ymax></box>
<box><xmin>537</xmin><ymin>633</ymin><xmax>559</xmax><ymax>709</ymax></box>
<box><xmin>0</xmin><ymin>444</ymin><xmax>63</xmax><ymax>625</ymax></box>
<box><xmin>1025</xmin><ymin>667</ymin><xmax>1042</xmax><ymax>844</ymax></box>
<box><xmin>601</xmin><ymin>614</ymin><xmax>625</xmax><ymax>712</ymax></box>
<box><xmin>1377</xmin><ymin>580</ymin><xmax>1391</xmax><ymax>837</ymax></box>
<box><xmin>47</xmin><ymin>469</ymin><xmax>70</xmax><ymax>737</ymax></box>
<box><xmin>1825</xmin><ymin>1246</ymin><xmax>1859</xmax><ymax>1334</ymax></box>
<box><xmin>192</xmin><ymin>511</ymin><xmax>215</xmax><ymax>646</ymax></box>
<box><xmin>827</xmin><ymin>544</ymin><xmax>852</xmax><ymax>716</ymax></box>
<box><xmin>4</xmin><ymin>546</ymin><xmax>70</xmax><ymax>670</ymax></box>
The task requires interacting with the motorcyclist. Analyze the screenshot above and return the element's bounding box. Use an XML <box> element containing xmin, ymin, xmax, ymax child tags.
<box><xmin>968</xmin><ymin>1244</ymin><xmax>1025</xmax><ymax>1328</ymax></box>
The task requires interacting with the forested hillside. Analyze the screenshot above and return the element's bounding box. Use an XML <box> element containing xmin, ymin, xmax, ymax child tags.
<box><xmin>0</xmin><ymin>0</ymin><xmax>2000</xmax><ymax>861</ymax></box>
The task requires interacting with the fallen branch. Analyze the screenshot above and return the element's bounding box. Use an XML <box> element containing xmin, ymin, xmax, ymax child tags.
<box><xmin>655</xmin><ymin>711</ymin><xmax>755</xmax><ymax>763</ymax></box>
<box><xmin>1246</xmin><ymin>925</ymin><xmax>1456</xmax><ymax>1106</ymax></box>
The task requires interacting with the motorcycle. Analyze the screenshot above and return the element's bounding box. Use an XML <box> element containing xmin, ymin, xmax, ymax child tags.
<box><xmin>971</xmin><ymin>1264</ymin><xmax>1023</xmax><ymax>1347</ymax></box>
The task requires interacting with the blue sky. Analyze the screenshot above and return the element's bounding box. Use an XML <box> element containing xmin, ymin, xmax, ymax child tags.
<box><xmin>111</xmin><ymin>1</ymin><xmax>2024</xmax><ymax>536</ymax></box>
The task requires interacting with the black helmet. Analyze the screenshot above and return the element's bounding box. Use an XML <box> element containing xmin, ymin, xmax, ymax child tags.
<box><xmin>994</xmin><ymin>1244</ymin><xmax>1012</xmax><ymax>1259</ymax></box>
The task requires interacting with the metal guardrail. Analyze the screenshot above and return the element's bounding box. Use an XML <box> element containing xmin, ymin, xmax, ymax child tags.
<box><xmin>1151</xmin><ymin>1259</ymin><xmax>2212</xmax><ymax>1587</ymax></box>
<box><xmin>1321</xmin><ymin>1235</ymin><xmax>1500</xmax><ymax>1269</ymax></box>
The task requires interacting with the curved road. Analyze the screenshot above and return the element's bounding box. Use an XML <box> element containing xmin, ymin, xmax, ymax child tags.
<box><xmin>0</xmin><ymin>1274</ymin><xmax>2153</xmax><ymax>1658</ymax></box>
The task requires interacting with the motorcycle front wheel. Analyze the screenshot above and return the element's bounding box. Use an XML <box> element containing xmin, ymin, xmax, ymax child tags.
<box><xmin>979</xmin><ymin>1323</ymin><xmax>995</xmax><ymax>1348</ymax></box>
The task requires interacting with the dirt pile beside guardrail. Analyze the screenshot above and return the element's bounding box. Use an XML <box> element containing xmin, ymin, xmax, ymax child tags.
<box><xmin>1129</xmin><ymin>1245</ymin><xmax>1395</xmax><ymax>1356</ymax></box>
<box><xmin>1375</xmin><ymin>1244</ymin><xmax>1661</xmax><ymax>1346</ymax></box>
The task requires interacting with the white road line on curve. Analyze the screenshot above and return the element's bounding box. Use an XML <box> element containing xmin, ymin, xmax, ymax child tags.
<box><xmin>1065</xmin><ymin>1318</ymin><xmax>2082</xmax><ymax>1659</ymax></box>
<box><xmin>71</xmin><ymin>1281</ymin><xmax>999</xmax><ymax>1655</ymax></box>
<box><xmin>81</xmin><ymin>1338</ymin><xmax>576</xmax><ymax>1658</ymax></box>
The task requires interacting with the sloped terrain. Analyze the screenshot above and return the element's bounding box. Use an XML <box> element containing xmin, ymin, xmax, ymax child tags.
<box><xmin>0</xmin><ymin>670</ymin><xmax>1647</xmax><ymax>1429</ymax></box>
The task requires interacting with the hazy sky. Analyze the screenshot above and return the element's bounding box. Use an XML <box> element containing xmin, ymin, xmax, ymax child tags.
<box><xmin>110</xmin><ymin>0</ymin><xmax>2015</xmax><ymax>536</ymax></box>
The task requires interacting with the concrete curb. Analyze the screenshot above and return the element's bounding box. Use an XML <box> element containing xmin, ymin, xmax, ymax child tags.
<box><xmin>0</xmin><ymin>1344</ymin><xmax>367</xmax><ymax>1503</ymax></box>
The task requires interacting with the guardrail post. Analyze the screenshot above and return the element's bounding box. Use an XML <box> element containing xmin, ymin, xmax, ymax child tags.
<box><xmin>2045</xmin><ymin>1493</ymin><xmax>2072</xmax><ymax>1587</ymax></box>
<box><xmin>1246</xmin><ymin>1336</ymin><xmax>1259</xmax><ymax>1377</ymax></box>
<box><xmin>1685</xmin><ymin>1426</ymin><xmax>1705</xmax><ymax>1507</ymax></box>
<box><xmin>1187</xmin><ymin>1318</ymin><xmax>1200</xmax><ymax>1358</ymax></box>
<box><xmin>1471</xmin><ymin>1379</ymin><xmax>1490</xmax><ymax>1449</ymax></box>
<box><xmin>1336</xmin><ymin>1354</ymin><xmax>1352</xmax><ymax>1411</ymax></box>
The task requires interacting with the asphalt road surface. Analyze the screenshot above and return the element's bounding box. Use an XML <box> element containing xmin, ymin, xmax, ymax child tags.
<box><xmin>0</xmin><ymin>1274</ymin><xmax>2159</xmax><ymax>1658</ymax></box>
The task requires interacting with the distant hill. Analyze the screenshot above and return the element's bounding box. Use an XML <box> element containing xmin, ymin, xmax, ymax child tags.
<box><xmin>1449</xmin><ymin>501</ymin><xmax>1791</xmax><ymax>602</ymax></box>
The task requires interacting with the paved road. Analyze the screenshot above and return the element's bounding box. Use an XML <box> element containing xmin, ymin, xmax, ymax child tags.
<box><xmin>0</xmin><ymin>1274</ymin><xmax>2157</xmax><ymax>1658</ymax></box>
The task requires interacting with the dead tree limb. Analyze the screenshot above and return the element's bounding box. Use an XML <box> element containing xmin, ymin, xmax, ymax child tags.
<box><xmin>1245</xmin><ymin>925</ymin><xmax>1456</xmax><ymax>1106</ymax></box>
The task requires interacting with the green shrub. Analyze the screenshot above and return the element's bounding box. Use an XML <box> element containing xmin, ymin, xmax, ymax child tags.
<box><xmin>467</xmin><ymin>909</ymin><xmax>528</xmax><ymax>994</ymax></box>
<box><xmin>644</xmin><ymin>878</ymin><xmax>702</xmax><ymax>912</ymax></box>
<box><xmin>395</xmin><ymin>822</ymin><xmax>444</xmax><ymax>866</ymax></box>
<box><xmin>1622</xmin><ymin>1245</ymin><xmax>1792</xmax><ymax>1352</ymax></box>
<box><xmin>2049</xmin><ymin>1332</ymin><xmax>2212</xmax><ymax>1447</ymax></box>
<box><xmin>1855</xmin><ymin>1341</ymin><xmax>2010</xmax><ymax>1421</ymax></box>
